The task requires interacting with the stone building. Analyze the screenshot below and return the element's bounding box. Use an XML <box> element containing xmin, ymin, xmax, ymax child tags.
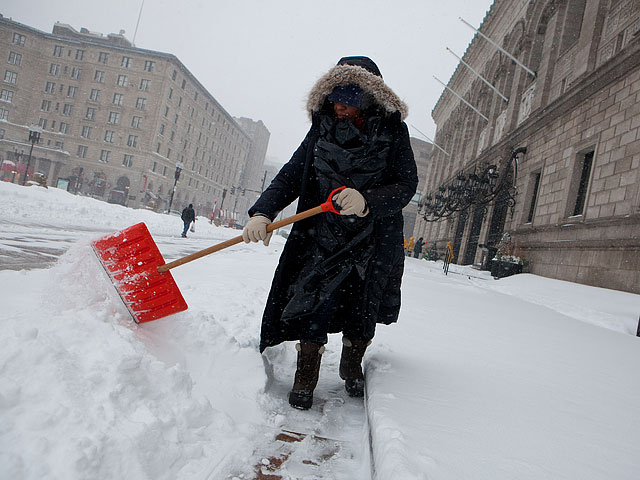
<box><xmin>0</xmin><ymin>16</ymin><xmax>269</xmax><ymax>220</ymax></box>
<box><xmin>414</xmin><ymin>0</ymin><xmax>640</xmax><ymax>294</ymax></box>
<box><xmin>402</xmin><ymin>137</ymin><xmax>432</xmax><ymax>239</ymax></box>
<box><xmin>230</xmin><ymin>117</ymin><xmax>271</xmax><ymax>223</ymax></box>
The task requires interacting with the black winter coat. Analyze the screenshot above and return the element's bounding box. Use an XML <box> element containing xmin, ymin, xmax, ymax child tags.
<box><xmin>181</xmin><ymin>206</ymin><xmax>195</xmax><ymax>223</ymax></box>
<box><xmin>249</xmin><ymin>62</ymin><xmax>418</xmax><ymax>352</ymax></box>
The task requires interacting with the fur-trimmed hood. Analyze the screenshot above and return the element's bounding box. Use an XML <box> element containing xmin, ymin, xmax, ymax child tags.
<box><xmin>306</xmin><ymin>64</ymin><xmax>409</xmax><ymax>121</ymax></box>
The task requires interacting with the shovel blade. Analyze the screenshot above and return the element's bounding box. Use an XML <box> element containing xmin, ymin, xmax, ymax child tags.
<box><xmin>92</xmin><ymin>222</ymin><xmax>188</xmax><ymax>323</ymax></box>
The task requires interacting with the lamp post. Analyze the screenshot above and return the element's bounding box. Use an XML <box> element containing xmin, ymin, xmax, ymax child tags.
<box><xmin>167</xmin><ymin>160</ymin><xmax>184</xmax><ymax>213</ymax></box>
<box><xmin>12</xmin><ymin>148</ymin><xmax>23</xmax><ymax>184</ymax></box>
<box><xmin>22</xmin><ymin>126</ymin><xmax>42</xmax><ymax>186</ymax></box>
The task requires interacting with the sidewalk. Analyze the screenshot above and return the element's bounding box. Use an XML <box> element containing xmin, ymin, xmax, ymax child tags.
<box><xmin>364</xmin><ymin>262</ymin><xmax>640</xmax><ymax>479</ymax></box>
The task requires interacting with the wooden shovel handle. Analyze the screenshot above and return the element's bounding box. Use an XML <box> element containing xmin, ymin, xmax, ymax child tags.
<box><xmin>157</xmin><ymin>186</ymin><xmax>345</xmax><ymax>273</ymax></box>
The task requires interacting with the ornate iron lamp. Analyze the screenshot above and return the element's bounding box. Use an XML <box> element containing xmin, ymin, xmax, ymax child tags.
<box><xmin>167</xmin><ymin>160</ymin><xmax>184</xmax><ymax>213</ymax></box>
<box><xmin>419</xmin><ymin>147</ymin><xmax>526</xmax><ymax>222</ymax></box>
<box><xmin>21</xmin><ymin>126</ymin><xmax>42</xmax><ymax>186</ymax></box>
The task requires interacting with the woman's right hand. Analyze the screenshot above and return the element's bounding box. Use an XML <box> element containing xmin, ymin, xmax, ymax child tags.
<box><xmin>242</xmin><ymin>214</ymin><xmax>273</xmax><ymax>246</ymax></box>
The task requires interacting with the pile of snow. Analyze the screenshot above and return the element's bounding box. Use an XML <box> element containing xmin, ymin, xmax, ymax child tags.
<box><xmin>1</xmin><ymin>181</ymin><xmax>640</xmax><ymax>479</ymax></box>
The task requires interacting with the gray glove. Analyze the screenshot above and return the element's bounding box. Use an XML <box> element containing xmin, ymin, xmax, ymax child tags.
<box><xmin>242</xmin><ymin>214</ymin><xmax>273</xmax><ymax>246</ymax></box>
<box><xmin>333</xmin><ymin>188</ymin><xmax>368</xmax><ymax>217</ymax></box>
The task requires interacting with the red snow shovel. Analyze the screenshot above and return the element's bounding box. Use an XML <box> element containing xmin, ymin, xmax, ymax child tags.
<box><xmin>92</xmin><ymin>186</ymin><xmax>345</xmax><ymax>324</ymax></box>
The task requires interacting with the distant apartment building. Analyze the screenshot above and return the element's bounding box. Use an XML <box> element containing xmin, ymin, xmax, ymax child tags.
<box><xmin>231</xmin><ymin>117</ymin><xmax>270</xmax><ymax>221</ymax></box>
<box><xmin>414</xmin><ymin>0</ymin><xmax>640</xmax><ymax>294</ymax></box>
<box><xmin>0</xmin><ymin>16</ymin><xmax>269</xmax><ymax>219</ymax></box>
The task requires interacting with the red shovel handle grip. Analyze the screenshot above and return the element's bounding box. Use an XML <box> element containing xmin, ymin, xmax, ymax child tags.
<box><xmin>321</xmin><ymin>186</ymin><xmax>346</xmax><ymax>214</ymax></box>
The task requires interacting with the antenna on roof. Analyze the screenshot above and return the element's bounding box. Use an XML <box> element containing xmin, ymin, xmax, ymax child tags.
<box><xmin>133</xmin><ymin>0</ymin><xmax>145</xmax><ymax>45</ymax></box>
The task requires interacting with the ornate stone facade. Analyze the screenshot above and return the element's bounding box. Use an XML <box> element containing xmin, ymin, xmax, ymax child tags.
<box><xmin>414</xmin><ymin>0</ymin><xmax>640</xmax><ymax>294</ymax></box>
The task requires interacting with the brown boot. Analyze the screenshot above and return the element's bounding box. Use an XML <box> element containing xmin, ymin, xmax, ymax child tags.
<box><xmin>289</xmin><ymin>342</ymin><xmax>325</xmax><ymax>410</ymax></box>
<box><xmin>339</xmin><ymin>337</ymin><xmax>370</xmax><ymax>397</ymax></box>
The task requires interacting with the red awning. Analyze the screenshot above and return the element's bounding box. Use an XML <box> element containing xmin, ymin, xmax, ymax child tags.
<box><xmin>1</xmin><ymin>160</ymin><xmax>16</xmax><ymax>172</ymax></box>
<box><xmin>1</xmin><ymin>162</ymin><xmax>34</xmax><ymax>174</ymax></box>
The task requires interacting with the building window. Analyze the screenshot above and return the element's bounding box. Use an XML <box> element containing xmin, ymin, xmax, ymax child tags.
<box><xmin>113</xmin><ymin>93</ymin><xmax>124</xmax><ymax>105</ymax></box>
<box><xmin>135</xmin><ymin>97</ymin><xmax>146</xmax><ymax>110</ymax></box>
<box><xmin>8</xmin><ymin>52</ymin><xmax>22</xmax><ymax>66</ymax></box>
<box><xmin>1</xmin><ymin>89</ymin><xmax>13</xmax><ymax>103</ymax></box>
<box><xmin>99</xmin><ymin>150</ymin><xmax>111</xmax><ymax>163</ymax></box>
<box><xmin>174</xmin><ymin>113</ymin><xmax>179</xmax><ymax>124</ymax></box>
<box><xmin>131</xmin><ymin>116</ymin><xmax>142</xmax><ymax>128</ymax></box>
<box><xmin>85</xmin><ymin>107</ymin><xmax>96</xmax><ymax>120</ymax></box>
<box><xmin>0</xmin><ymin>108</ymin><xmax>8</xmax><ymax>121</ymax></box>
<box><xmin>156</xmin><ymin>142</ymin><xmax>161</xmax><ymax>153</ymax></box>
<box><xmin>140</xmin><ymin>78</ymin><xmax>151</xmax><ymax>91</ymax></box>
<box><xmin>163</xmin><ymin>165</ymin><xmax>168</xmax><ymax>176</ymax></box>
<box><xmin>39</xmin><ymin>118</ymin><xmax>48</xmax><ymax>129</ymax></box>
<box><xmin>572</xmin><ymin>151</ymin><xmax>594</xmax><ymax>216</ymax></box>
<box><xmin>53</xmin><ymin>45</ymin><xmax>63</xmax><ymax>57</ymax></box>
<box><xmin>81</xmin><ymin>126</ymin><xmax>92</xmax><ymax>139</ymax></box>
<box><xmin>40</xmin><ymin>99</ymin><xmax>51</xmax><ymax>111</ymax></box>
<box><xmin>152</xmin><ymin>161</ymin><xmax>157</xmax><ymax>172</ymax></box>
<box><xmin>94</xmin><ymin>70</ymin><xmax>105</xmax><ymax>83</ymax></box>
<box><xmin>159</xmin><ymin>124</ymin><xmax>165</xmax><ymax>135</ymax></box>
<box><xmin>71</xmin><ymin>67</ymin><xmax>81</xmax><ymax>80</ymax></box>
<box><xmin>121</xmin><ymin>56</ymin><xmax>132</xmax><ymax>68</ymax></box>
<box><xmin>98</xmin><ymin>52</ymin><xmax>109</xmax><ymax>64</ymax></box>
<box><xmin>45</xmin><ymin>81</ymin><xmax>56</xmax><ymax>93</ymax></box>
<box><xmin>164</xmin><ymin>105</ymin><xmax>169</xmax><ymax>117</ymax></box>
<box><xmin>107</xmin><ymin>111</ymin><xmax>120</xmax><ymax>124</ymax></box>
<box><xmin>59</xmin><ymin>122</ymin><xmax>69</xmax><ymax>134</ymax></box>
<box><xmin>181</xmin><ymin>79</ymin><xmax>186</xmax><ymax>89</ymax></box>
<box><xmin>144</xmin><ymin>60</ymin><xmax>155</xmax><ymax>72</ymax></box>
<box><xmin>75</xmin><ymin>49</ymin><xmax>85</xmax><ymax>61</ymax></box>
<box><xmin>526</xmin><ymin>172</ymin><xmax>542</xmax><ymax>223</ymax></box>
<box><xmin>168</xmin><ymin>87</ymin><xmax>173</xmax><ymax>99</ymax></box>
<box><xmin>89</xmin><ymin>88</ymin><xmax>100</xmax><ymax>101</ymax></box>
<box><xmin>104</xmin><ymin>130</ymin><xmax>115</xmax><ymax>142</ymax></box>
<box><xmin>77</xmin><ymin>145</ymin><xmax>88</xmax><ymax>158</ymax></box>
<box><xmin>127</xmin><ymin>135</ymin><xmax>138</xmax><ymax>147</ymax></box>
<box><xmin>4</xmin><ymin>71</ymin><xmax>17</xmax><ymax>84</ymax></box>
<box><xmin>49</xmin><ymin>63</ymin><xmax>60</xmax><ymax>75</ymax></box>
<box><xmin>178</xmin><ymin>96</ymin><xmax>182</xmax><ymax>107</ymax></box>
<box><xmin>67</xmin><ymin>85</ymin><xmax>77</xmax><ymax>98</ymax></box>
<box><xmin>117</xmin><ymin>74</ymin><xmax>128</xmax><ymax>87</ymax></box>
<box><xmin>172</xmin><ymin>70</ymin><xmax>177</xmax><ymax>81</ymax></box>
<box><xmin>167</xmin><ymin>148</ymin><xmax>171</xmax><ymax>159</ymax></box>
<box><xmin>170</xmin><ymin>130</ymin><xmax>175</xmax><ymax>141</ymax></box>
<box><xmin>12</xmin><ymin>33</ymin><xmax>26</xmax><ymax>46</ymax></box>
<box><xmin>62</xmin><ymin>103</ymin><xmax>73</xmax><ymax>116</ymax></box>
<box><xmin>123</xmin><ymin>154</ymin><xmax>133</xmax><ymax>167</ymax></box>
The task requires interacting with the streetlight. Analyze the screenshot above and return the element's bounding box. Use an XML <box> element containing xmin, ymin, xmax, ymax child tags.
<box><xmin>12</xmin><ymin>148</ymin><xmax>23</xmax><ymax>183</ymax></box>
<box><xmin>22</xmin><ymin>126</ymin><xmax>42</xmax><ymax>186</ymax></box>
<box><xmin>167</xmin><ymin>160</ymin><xmax>184</xmax><ymax>213</ymax></box>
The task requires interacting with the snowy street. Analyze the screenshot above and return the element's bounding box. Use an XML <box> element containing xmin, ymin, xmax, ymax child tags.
<box><xmin>1</xmin><ymin>182</ymin><xmax>640</xmax><ymax>480</ymax></box>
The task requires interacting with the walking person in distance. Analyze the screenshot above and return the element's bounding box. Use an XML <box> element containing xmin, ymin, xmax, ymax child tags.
<box><xmin>181</xmin><ymin>203</ymin><xmax>195</xmax><ymax>238</ymax></box>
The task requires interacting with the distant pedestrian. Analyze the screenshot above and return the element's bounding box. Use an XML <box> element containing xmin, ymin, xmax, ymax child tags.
<box><xmin>406</xmin><ymin>236</ymin><xmax>415</xmax><ymax>256</ymax></box>
<box><xmin>413</xmin><ymin>237</ymin><xmax>424</xmax><ymax>258</ymax></box>
<box><xmin>181</xmin><ymin>203</ymin><xmax>195</xmax><ymax>237</ymax></box>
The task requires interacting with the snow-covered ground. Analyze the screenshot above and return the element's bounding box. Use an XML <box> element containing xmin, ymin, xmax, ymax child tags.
<box><xmin>1</xmin><ymin>181</ymin><xmax>639</xmax><ymax>479</ymax></box>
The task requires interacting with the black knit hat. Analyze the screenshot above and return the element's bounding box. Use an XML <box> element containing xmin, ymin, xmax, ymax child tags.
<box><xmin>327</xmin><ymin>84</ymin><xmax>365</xmax><ymax>109</ymax></box>
<box><xmin>336</xmin><ymin>56</ymin><xmax>383</xmax><ymax>79</ymax></box>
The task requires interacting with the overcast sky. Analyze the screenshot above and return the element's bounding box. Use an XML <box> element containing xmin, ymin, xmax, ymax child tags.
<box><xmin>4</xmin><ymin>0</ymin><xmax>493</xmax><ymax>163</ymax></box>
